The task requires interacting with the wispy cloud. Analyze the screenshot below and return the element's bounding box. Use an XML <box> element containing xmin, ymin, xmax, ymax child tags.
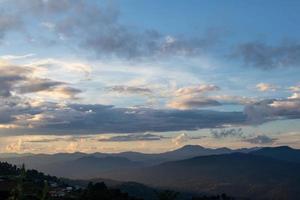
<box><xmin>107</xmin><ymin>85</ymin><xmax>152</xmax><ymax>95</ymax></box>
<box><xmin>244</xmin><ymin>135</ymin><xmax>277</xmax><ymax>144</ymax></box>
<box><xmin>171</xmin><ymin>133</ymin><xmax>203</xmax><ymax>146</ymax></box>
<box><xmin>210</xmin><ymin>128</ymin><xmax>245</xmax><ymax>139</ymax></box>
<box><xmin>98</xmin><ymin>133</ymin><xmax>167</xmax><ymax>142</ymax></box>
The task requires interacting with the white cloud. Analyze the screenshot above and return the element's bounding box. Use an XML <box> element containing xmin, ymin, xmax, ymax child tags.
<box><xmin>172</xmin><ymin>133</ymin><xmax>190</xmax><ymax>146</ymax></box>
<box><xmin>256</xmin><ymin>83</ymin><xmax>277</xmax><ymax>92</ymax></box>
<box><xmin>289</xmin><ymin>85</ymin><xmax>300</xmax><ymax>92</ymax></box>
<box><xmin>288</xmin><ymin>93</ymin><xmax>300</xmax><ymax>100</ymax></box>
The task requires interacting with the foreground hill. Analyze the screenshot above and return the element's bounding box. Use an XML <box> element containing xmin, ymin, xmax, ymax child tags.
<box><xmin>0</xmin><ymin>161</ymin><xmax>235</xmax><ymax>200</ymax></box>
<box><xmin>100</xmin><ymin>153</ymin><xmax>300</xmax><ymax>199</ymax></box>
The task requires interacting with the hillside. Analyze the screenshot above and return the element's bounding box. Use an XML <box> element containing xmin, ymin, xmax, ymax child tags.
<box><xmin>0</xmin><ymin>161</ymin><xmax>235</xmax><ymax>200</ymax></box>
<box><xmin>42</xmin><ymin>156</ymin><xmax>143</xmax><ymax>179</ymax></box>
<box><xmin>100</xmin><ymin>153</ymin><xmax>300</xmax><ymax>199</ymax></box>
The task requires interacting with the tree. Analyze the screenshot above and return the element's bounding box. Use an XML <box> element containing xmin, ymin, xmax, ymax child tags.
<box><xmin>9</xmin><ymin>164</ymin><xmax>26</xmax><ymax>200</ymax></box>
<box><xmin>40</xmin><ymin>180</ymin><xmax>49</xmax><ymax>200</ymax></box>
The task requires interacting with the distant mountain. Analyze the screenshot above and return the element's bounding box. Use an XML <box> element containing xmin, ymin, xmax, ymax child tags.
<box><xmin>0</xmin><ymin>153</ymin><xmax>33</xmax><ymax>158</ymax></box>
<box><xmin>0</xmin><ymin>145</ymin><xmax>247</xmax><ymax>171</ymax></box>
<box><xmin>41</xmin><ymin>156</ymin><xmax>143</xmax><ymax>179</ymax></box>
<box><xmin>2</xmin><ymin>146</ymin><xmax>300</xmax><ymax>199</ymax></box>
<box><xmin>0</xmin><ymin>152</ymin><xmax>89</xmax><ymax>169</ymax></box>
<box><xmin>251</xmin><ymin>146</ymin><xmax>300</xmax><ymax>163</ymax></box>
<box><xmin>158</xmin><ymin>145</ymin><xmax>233</xmax><ymax>159</ymax></box>
<box><xmin>113</xmin><ymin>145</ymin><xmax>235</xmax><ymax>164</ymax></box>
<box><xmin>101</xmin><ymin>153</ymin><xmax>300</xmax><ymax>199</ymax></box>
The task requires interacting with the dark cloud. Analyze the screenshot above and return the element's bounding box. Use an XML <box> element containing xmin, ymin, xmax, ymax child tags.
<box><xmin>34</xmin><ymin>104</ymin><xmax>246</xmax><ymax>134</ymax></box>
<box><xmin>1</xmin><ymin>95</ymin><xmax>300</xmax><ymax>136</ymax></box>
<box><xmin>0</xmin><ymin>96</ymin><xmax>41</xmax><ymax>124</ymax></box>
<box><xmin>234</xmin><ymin>41</ymin><xmax>300</xmax><ymax>69</ymax></box>
<box><xmin>0</xmin><ymin>101</ymin><xmax>247</xmax><ymax>135</ymax></box>
<box><xmin>17</xmin><ymin>78</ymin><xmax>64</xmax><ymax>94</ymax></box>
<box><xmin>244</xmin><ymin>135</ymin><xmax>277</xmax><ymax>144</ymax></box>
<box><xmin>244</xmin><ymin>98</ymin><xmax>300</xmax><ymax>124</ymax></box>
<box><xmin>0</xmin><ymin>65</ymin><xmax>29</xmax><ymax>97</ymax></box>
<box><xmin>107</xmin><ymin>85</ymin><xmax>152</xmax><ymax>95</ymax></box>
<box><xmin>210</xmin><ymin>128</ymin><xmax>245</xmax><ymax>139</ymax></box>
<box><xmin>98</xmin><ymin>133</ymin><xmax>166</xmax><ymax>142</ymax></box>
<box><xmin>181</xmin><ymin>99</ymin><xmax>221</xmax><ymax>108</ymax></box>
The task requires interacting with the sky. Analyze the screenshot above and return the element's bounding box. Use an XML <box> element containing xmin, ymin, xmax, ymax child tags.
<box><xmin>0</xmin><ymin>0</ymin><xmax>300</xmax><ymax>154</ymax></box>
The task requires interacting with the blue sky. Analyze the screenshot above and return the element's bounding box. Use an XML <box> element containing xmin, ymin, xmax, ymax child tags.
<box><xmin>0</xmin><ymin>0</ymin><xmax>299</xmax><ymax>153</ymax></box>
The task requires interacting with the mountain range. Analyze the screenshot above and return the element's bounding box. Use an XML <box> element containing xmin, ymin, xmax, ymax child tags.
<box><xmin>1</xmin><ymin>145</ymin><xmax>300</xmax><ymax>199</ymax></box>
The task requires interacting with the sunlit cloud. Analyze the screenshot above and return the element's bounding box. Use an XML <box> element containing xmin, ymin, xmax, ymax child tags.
<box><xmin>256</xmin><ymin>83</ymin><xmax>278</xmax><ymax>92</ymax></box>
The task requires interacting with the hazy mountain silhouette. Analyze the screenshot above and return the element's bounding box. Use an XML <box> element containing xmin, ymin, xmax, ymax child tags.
<box><xmin>0</xmin><ymin>145</ymin><xmax>244</xmax><ymax>171</ymax></box>
<box><xmin>113</xmin><ymin>145</ymin><xmax>236</xmax><ymax>164</ymax></box>
<box><xmin>41</xmin><ymin>156</ymin><xmax>143</xmax><ymax>179</ymax></box>
<box><xmin>100</xmin><ymin>152</ymin><xmax>300</xmax><ymax>199</ymax></box>
<box><xmin>251</xmin><ymin>146</ymin><xmax>300</xmax><ymax>163</ymax></box>
<box><xmin>1</xmin><ymin>146</ymin><xmax>300</xmax><ymax>199</ymax></box>
<box><xmin>2</xmin><ymin>145</ymin><xmax>300</xmax><ymax>199</ymax></box>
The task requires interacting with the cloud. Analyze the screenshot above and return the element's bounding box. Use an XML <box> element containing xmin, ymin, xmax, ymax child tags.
<box><xmin>171</xmin><ymin>133</ymin><xmax>203</xmax><ymax>145</ymax></box>
<box><xmin>5</xmin><ymin>139</ymin><xmax>24</xmax><ymax>152</ymax></box>
<box><xmin>17</xmin><ymin>78</ymin><xmax>64</xmax><ymax>94</ymax></box>
<box><xmin>288</xmin><ymin>93</ymin><xmax>300</xmax><ymax>100</ymax></box>
<box><xmin>168</xmin><ymin>97</ymin><xmax>221</xmax><ymax>110</ymax></box>
<box><xmin>98</xmin><ymin>133</ymin><xmax>166</xmax><ymax>142</ymax></box>
<box><xmin>37</xmin><ymin>86</ymin><xmax>82</xmax><ymax>100</ymax></box>
<box><xmin>28</xmin><ymin>58</ymin><xmax>92</xmax><ymax>79</ymax></box>
<box><xmin>27</xmin><ymin>135</ymin><xmax>90</xmax><ymax>143</ymax></box>
<box><xmin>234</xmin><ymin>41</ymin><xmax>300</xmax><ymax>69</ymax></box>
<box><xmin>0</xmin><ymin>54</ymin><xmax>35</xmax><ymax>60</ymax></box>
<box><xmin>244</xmin><ymin>135</ymin><xmax>277</xmax><ymax>144</ymax></box>
<box><xmin>0</xmin><ymin>64</ymin><xmax>29</xmax><ymax>97</ymax></box>
<box><xmin>0</xmin><ymin>61</ymin><xmax>82</xmax><ymax>99</ymax></box>
<box><xmin>167</xmin><ymin>84</ymin><xmax>221</xmax><ymax>109</ymax></box>
<box><xmin>0</xmin><ymin>100</ymin><xmax>247</xmax><ymax>135</ymax></box>
<box><xmin>244</xmin><ymin>98</ymin><xmax>300</xmax><ymax>123</ymax></box>
<box><xmin>1</xmin><ymin>0</ymin><xmax>220</xmax><ymax>59</ymax></box>
<box><xmin>107</xmin><ymin>85</ymin><xmax>152</xmax><ymax>95</ymax></box>
<box><xmin>210</xmin><ymin>128</ymin><xmax>245</xmax><ymax>139</ymax></box>
<box><xmin>213</xmin><ymin>95</ymin><xmax>257</xmax><ymax>105</ymax></box>
<box><xmin>174</xmin><ymin>84</ymin><xmax>220</xmax><ymax>96</ymax></box>
<box><xmin>256</xmin><ymin>83</ymin><xmax>277</xmax><ymax>92</ymax></box>
<box><xmin>172</xmin><ymin>133</ymin><xmax>190</xmax><ymax>146</ymax></box>
<box><xmin>0</xmin><ymin>11</ymin><xmax>22</xmax><ymax>40</ymax></box>
<box><xmin>289</xmin><ymin>85</ymin><xmax>300</xmax><ymax>92</ymax></box>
